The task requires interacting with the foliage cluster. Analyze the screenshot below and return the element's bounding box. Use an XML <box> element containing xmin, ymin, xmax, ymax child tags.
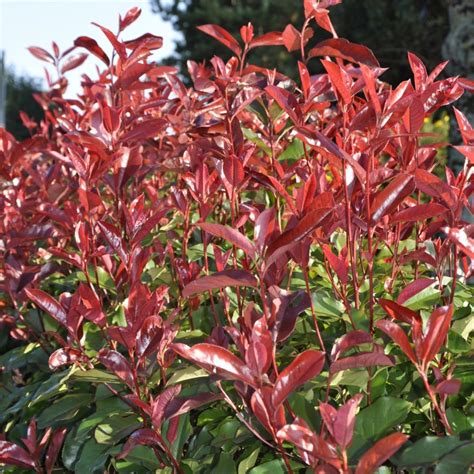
<box><xmin>1</xmin><ymin>1</ymin><xmax>474</xmax><ymax>472</ymax></box>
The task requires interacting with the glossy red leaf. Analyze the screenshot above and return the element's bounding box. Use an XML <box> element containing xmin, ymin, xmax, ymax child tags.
<box><xmin>120</xmin><ymin>118</ymin><xmax>167</xmax><ymax>142</ymax></box>
<box><xmin>182</xmin><ymin>269</ymin><xmax>258</xmax><ymax>298</ymax></box>
<box><xmin>330</xmin><ymin>352</ymin><xmax>395</xmax><ymax>373</ymax></box>
<box><xmin>308</xmin><ymin>38</ymin><xmax>379</xmax><ymax>67</ymax></box>
<box><xmin>390</xmin><ymin>203</ymin><xmax>448</xmax><ymax>224</ymax></box>
<box><xmin>282</xmin><ymin>24</ymin><xmax>301</xmax><ymax>52</ymax></box>
<box><xmin>249</xmin><ymin>32</ymin><xmax>284</xmax><ymax>49</ymax></box>
<box><xmin>118</xmin><ymin>429</ymin><xmax>163</xmax><ymax>460</ymax></box>
<box><xmin>331</xmin><ymin>330</ymin><xmax>373</xmax><ymax>362</ymax></box>
<box><xmin>376</xmin><ymin>319</ymin><xmax>417</xmax><ymax>364</ymax></box>
<box><xmin>320</xmin><ymin>394</ymin><xmax>363</xmax><ymax>448</ymax></box>
<box><xmin>172</xmin><ymin>343</ymin><xmax>256</xmax><ymax>387</ymax></box>
<box><xmin>123</xmin><ymin>33</ymin><xmax>163</xmax><ymax>50</ymax></box>
<box><xmin>266</xmin><ymin>192</ymin><xmax>334</xmax><ymax>259</ymax></box>
<box><xmin>421</xmin><ymin>305</ymin><xmax>453</xmax><ymax>366</ymax></box>
<box><xmin>197</xmin><ymin>24</ymin><xmax>242</xmax><ymax>56</ymax></box>
<box><xmin>25</xmin><ymin>288</ymin><xmax>67</xmax><ymax>327</ymax></box>
<box><xmin>408</xmin><ymin>52</ymin><xmax>427</xmax><ymax>91</ymax></box>
<box><xmin>152</xmin><ymin>385</ymin><xmax>181</xmax><ymax>429</ymax></box>
<box><xmin>97</xmin><ymin>221</ymin><xmax>128</xmax><ymax>267</ymax></box>
<box><xmin>165</xmin><ymin>392</ymin><xmax>223</xmax><ymax>420</ymax></box>
<box><xmin>371</xmin><ymin>174</ymin><xmax>414</xmax><ymax>224</ymax></box>
<box><xmin>272</xmin><ymin>350</ymin><xmax>325</xmax><ymax>409</ymax></box>
<box><xmin>414</xmin><ymin>169</ymin><xmax>457</xmax><ymax>208</ymax></box>
<box><xmin>119</xmin><ymin>6</ymin><xmax>142</xmax><ymax>32</ymax></box>
<box><xmin>435</xmin><ymin>378</ymin><xmax>461</xmax><ymax>396</ymax></box>
<box><xmin>74</xmin><ymin>36</ymin><xmax>109</xmax><ymax>65</ymax></box>
<box><xmin>265</xmin><ymin>85</ymin><xmax>300</xmax><ymax>124</ymax></box>
<box><xmin>379</xmin><ymin>298</ymin><xmax>421</xmax><ymax>325</ymax></box>
<box><xmin>321</xmin><ymin>59</ymin><xmax>352</xmax><ymax>104</ymax></box>
<box><xmin>27</xmin><ymin>46</ymin><xmax>54</xmax><ymax>63</ymax></box>
<box><xmin>198</xmin><ymin>222</ymin><xmax>256</xmax><ymax>259</ymax></box>
<box><xmin>397</xmin><ymin>278</ymin><xmax>435</xmax><ymax>305</ymax></box>
<box><xmin>0</xmin><ymin>441</ymin><xmax>36</xmax><ymax>470</ymax></box>
<box><xmin>322</xmin><ymin>245</ymin><xmax>348</xmax><ymax>285</ymax></box>
<box><xmin>60</xmin><ymin>53</ymin><xmax>88</xmax><ymax>74</ymax></box>
<box><xmin>355</xmin><ymin>433</ymin><xmax>409</xmax><ymax>474</ymax></box>
<box><xmin>444</xmin><ymin>227</ymin><xmax>474</xmax><ymax>259</ymax></box>
<box><xmin>45</xmin><ymin>428</ymin><xmax>67</xmax><ymax>474</ymax></box>
<box><xmin>98</xmin><ymin>349</ymin><xmax>135</xmax><ymax>389</ymax></box>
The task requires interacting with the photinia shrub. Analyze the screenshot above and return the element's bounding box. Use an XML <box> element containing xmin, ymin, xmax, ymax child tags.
<box><xmin>1</xmin><ymin>1</ymin><xmax>473</xmax><ymax>472</ymax></box>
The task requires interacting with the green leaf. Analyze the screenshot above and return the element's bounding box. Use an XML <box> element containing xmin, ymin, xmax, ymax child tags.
<box><xmin>74</xmin><ymin>438</ymin><xmax>114</xmax><ymax>474</ymax></box>
<box><xmin>166</xmin><ymin>366</ymin><xmax>208</xmax><ymax>386</ymax></box>
<box><xmin>350</xmin><ymin>397</ymin><xmax>411</xmax><ymax>460</ymax></box>
<box><xmin>278</xmin><ymin>139</ymin><xmax>304</xmax><ymax>163</ymax></box>
<box><xmin>37</xmin><ymin>393</ymin><xmax>94</xmax><ymax>428</ymax></box>
<box><xmin>238</xmin><ymin>448</ymin><xmax>260</xmax><ymax>474</ymax></box>
<box><xmin>403</xmin><ymin>282</ymin><xmax>441</xmax><ymax>310</ymax></box>
<box><xmin>71</xmin><ymin>369</ymin><xmax>121</xmax><ymax>384</ymax></box>
<box><xmin>393</xmin><ymin>436</ymin><xmax>468</xmax><ymax>468</ymax></box>
<box><xmin>212</xmin><ymin>452</ymin><xmax>236</xmax><ymax>473</ymax></box>
<box><xmin>249</xmin><ymin>459</ymin><xmax>287</xmax><ymax>474</ymax></box>
<box><xmin>446</xmin><ymin>408</ymin><xmax>474</xmax><ymax>435</ymax></box>
<box><xmin>447</xmin><ymin>330</ymin><xmax>471</xmax><ymax>354</ymax></box>
<box><xmin>94</xmin><ymin>414</ymin><xmax>140</xmax><ymax>444</ymax></box>
<box><xmin>434</xmin><ymin>442</ymin><xmax>474</xmax><ymax>474</ymax></box>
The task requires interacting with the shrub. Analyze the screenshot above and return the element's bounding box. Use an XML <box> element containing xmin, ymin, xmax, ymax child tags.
<box><xmin>1</xmin><ymin>2</ymin><xmax>473</xmax><ymax>473</ymax></box>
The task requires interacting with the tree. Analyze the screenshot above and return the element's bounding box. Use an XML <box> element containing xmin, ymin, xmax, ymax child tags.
<box><xmin>5</xmin><ymin>68</ymin><xmax>43</xmax><ymax>141</ymax></box>
<box><xmin>151</xmin><ymin>0</ymin><xmax>448</xmax><ymax>85</ymax></box>
<box><xmin>442</xmin><ymin>0</ymin><xmax>474</xmax><ymax>174</ymax></box>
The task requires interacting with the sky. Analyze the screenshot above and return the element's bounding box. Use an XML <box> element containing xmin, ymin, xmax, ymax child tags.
<box><xmin>0</xmin><ymin>0</ymin><xmax>181</xmax><ymax>98</ymax></box>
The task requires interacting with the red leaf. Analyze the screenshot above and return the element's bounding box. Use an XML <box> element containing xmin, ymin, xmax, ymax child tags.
<box><xmin>182</xmin><ymin>269</ymin><xmax>258</xmax><ymax>298</ymax></box>
<box><xmin>98</xmin><ymin>349</ymin><xmax>135</xmax><ymax>389</ymax></box>
<box><xmin>265</xmin><ymin>85</ymin><xmax>301</xmax><ymax>124</ymax></box>
<box><xmin>330</xmin><ymin>352</ymin><xmax>394</xmax><ymax>373</ymax></box>
<box><xmin>266</xmin><ymin>192</ymin><xmax>335</xmax><ymax>259</ymax></box>
<box><xmin>92</xmin><ymin>23</ymin><xmax>127</xmax><ymax>59</ymax></box>
<box><xmin>321</xmin><ymin>59</ymin><xmax>352</xmax><ymax>104</ymax></box>
<box><xmin>421</xmin><ymin>305</ymin><xmax>453</xmax><ymax>367</ymax></box>
<box><xmin>444</xmin><ymin>227</ymin><xmax>474</xmax><ymax>259</ymax></box>
<box><xmin>376</xmin><ymin>319</ymin><xmax>417</xmax><ymax>364</ymax></box>
<box><xmin>60</xmin><ymin>53</ymin><xmax>88</xmax><ymax>74</ymax></box>
<box><xmin>403</xmin><ymin>97</ymin><xmax>425</xmax><ymax>134</ymax></box>
<box><xmin>74</xmin><ymin>36</ymin><xmax>109</xmax><ymax>66</ymax></box>
<box><xmin>414</xmin><ymin>169</ymin><xmax>457</xmax><ymax>208</ymax></box>
<box><xmin>152</xmin><ymin>385</ymin><xmax>181</xmax><ymax>429</ymax></box>
<box><xmin>408</xmin><ymin>52</ymin><xmax>427</xmax><ymax>91</ymax></box>
<box><xmin>27</xmin><ymin>46</ymin><xmax>54</xmax><ymax>63</ymax></box>
<box><xmin>371</xmin><ymin>174</ymin><xmax>415</xmax><ymax>223</ymax></box>
<box><xmin>272</xmin><ymin>350</ymin><xmax>325</xmax><ymax>409</ymax></box>
<box><xmin>172</xmin><ymin>343</ymin><xmax>256</xmax><ymax>387</ymax></box>
<box><xmin>331</xmin><ymin>330</ymin><xmax>373</xmax><ymax>361</ymax></box>
<box><xmin>397</xmin><ymin>278</ymin><xmax>435</xmax><ymax>305</ymax></box>
<box><xmin>435</xmin><ymin>379</ymin><xmax>461</xmax><ymax>396</ymax></box>
<box><xmin>0</xmin><ymin>441</ymin><xmax>36</xmax><ymax>470</ymax></box>
<box><xmin>45</xmin><ymin>428</ymin><xmax>67</xmax><ymax>474</ymax></box>
<box><xmin>390</xmin><ymin>203</ymin><xmax>448</xmax><ymax>224</ymax></box>
<box><xmin>197</xmin><ymin>24</ymin><xmax>241</xmax><ymax>56</ymax></box>
<box><xmin>164</xmin><ymin>392</ymin><xmax>223</xmax><ymax>420</ymax></box>
<box><xmin>118</xmin><ymin>429</ymin><xmax>162</xmax><ymax>460</ymax></box>
<box><xmin>308</xmin><ymin>38</ymin><xmax>379</xmax><ymax>67</ymax></box>
<box><xmin>249</xmin><ymin>32</ymin><xmax>284</xmax><ymax>49</ymax></box>
<box><xmin>198</xmin><ymin>222</ymin><xmax>256</xmax><ymax>259</ymax></box>
<box><xmin>320</xmin><ymin>394</ymin><xmax>363</xmax><ymax>448</ymax></box>
<box><xmin>97</xmin><ymin>221</ymin><xmax>128</xmax><ymax>267</ymax></box>
<box><xmin>124</xmin><ymin>33</ymin><xmax>163</xmax><ymax>51</ymax></box>
<box><xmin>25</xmin><ymin>288</ymin><xmax>67</xmax><ymax>327</ymax></box>
<box><xmin>120</xmin><ymin>118</ymin><xmax>167</xmax><ymax>142</ymax></box>
<box><xmin>282</xmin><ymin>24</ymin><xmax>301</xmax><ymax>52</ymax></box>
<box><xmin>379</xmin><ymin>298</ymin><xmax>421</xmax><ymax>325</ymax></box>
<box><xmin>322</xmin><ymin>245</ymin><xmax>348</xmax><ymax>285</ymax></box>
<box><xmin>119</xmin><ymin>6</ymin><xmax>142</xmax><ymax>32</ymax></box>
<box><xmin>355</xmin><ymin>432</ymin><xmax>409</xmax><ymax>474</ymax></box>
